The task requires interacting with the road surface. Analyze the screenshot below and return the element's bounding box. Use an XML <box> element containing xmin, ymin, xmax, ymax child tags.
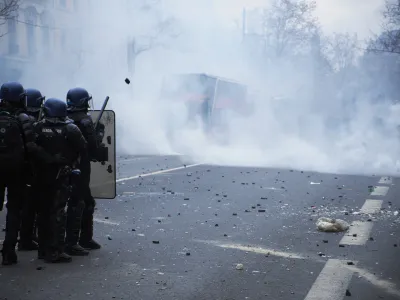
<box><xmin>0</xmin><ymin>155</ymin><xmax>399</xmax><ymax>300</ymax></box>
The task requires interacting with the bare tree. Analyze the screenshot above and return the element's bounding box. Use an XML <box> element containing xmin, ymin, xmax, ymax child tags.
<box><xmin>0</xmin><ymin>0</ymin><xmax>20</xmax><ymax>36</ymax></box>
<box><xmin>322</xmin><ymin>33</ymin><xmax>360</xmax><ymax>72</ymax></box>
<box><xmin>261</xmin><ymin>0</ymin><xmax>318</xmax><ymax>57</ymax></box>
<box><xmin>127</xmin><ymin>16</ymin><xmax>180</xmax><ymax>74</ymax></box>
<box><xmin>368</xmin><ymin>0</ymin><xmax>400</xmax><ymax>54</ymax></box>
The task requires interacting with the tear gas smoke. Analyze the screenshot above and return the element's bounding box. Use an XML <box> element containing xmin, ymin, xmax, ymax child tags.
<box><xmin>18</xmin><ymin>0</ymin><xmax>399</xmax><ymax>176</ymax></box>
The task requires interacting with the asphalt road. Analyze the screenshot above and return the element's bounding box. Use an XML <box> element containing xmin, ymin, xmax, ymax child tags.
<box><xmin>0</xmin><ymin>155</ymin><xmax>399</xmax><ymax>300</ymax></box>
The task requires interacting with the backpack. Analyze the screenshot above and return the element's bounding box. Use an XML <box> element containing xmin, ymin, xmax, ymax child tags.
<box><xmin>0</xmin><ymin>112</ymin><xmax>26</xmax><ymax>169</ymax></box>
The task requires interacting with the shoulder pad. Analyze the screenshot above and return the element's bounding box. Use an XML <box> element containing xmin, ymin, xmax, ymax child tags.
<box><xmin>65</xmin><ymin>122</ymin><xmax>80</xmax><ymax>132</ymax></box>
<box><xmin>80</xmin><ymin>116</ymin><xmax>94</xmax><ymax>127</ymax></box>
<box><xmin>16</xmin><ymin>112</ymin><xmax>30</xmax><ymax>122</ymax></box>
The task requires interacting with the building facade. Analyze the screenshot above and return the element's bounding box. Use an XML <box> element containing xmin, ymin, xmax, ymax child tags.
<box><xmin>0</xmin><ymin>0</ymin><xmax>85</xmax><ymax>81</ymax></box>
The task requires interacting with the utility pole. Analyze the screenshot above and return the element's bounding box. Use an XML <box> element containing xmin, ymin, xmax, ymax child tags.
<box><xmin>311</xmin><ymin>33</ymin><xmax>321</xmax><ymax>104</ymax></box>
<box><xmin>242</xmin><ymin>7</ymin><xmax>246</xmax><ymax>44</ymax></box>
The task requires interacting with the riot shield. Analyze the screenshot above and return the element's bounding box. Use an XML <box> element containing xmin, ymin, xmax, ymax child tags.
<box><xmin>89</xmin><ymin>110</ymin><xmax>116</xmax><ymax>199</ymax></box>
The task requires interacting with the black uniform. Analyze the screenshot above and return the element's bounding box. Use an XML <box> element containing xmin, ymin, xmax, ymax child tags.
<box><xmin>34</xmin><ymin>98</ymin><xmax>87</xmax><ymax>263</ymax></box>
<box><xmin>19</xmin><ymin>89</ymin><xmax>45</xmax><ymax>251</ymax></box>
<box><xmin>0</xmin><ymin>82</ymin><xmax>56</xmax><ymax>265</ymax></box>
<box><xmin>67</xmin><ymin>111</ymin><xmax>103</xmax><ymax>249</ymax></box>
<box><xmin>66</xmin><ymin>87</ymin><xmax>105</xmax><ymax>251</ymax></box>
<box><xmin>19</xmin><ymin>112</ymin><xmax>40</xmax><ymax>250</ymax></box>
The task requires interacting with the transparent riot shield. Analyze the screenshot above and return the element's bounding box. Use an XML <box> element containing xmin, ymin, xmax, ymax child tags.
<box><xmin>89</xmin><ymin>110</ymin><xmax>116</xmax><ymax>199</ymax></box>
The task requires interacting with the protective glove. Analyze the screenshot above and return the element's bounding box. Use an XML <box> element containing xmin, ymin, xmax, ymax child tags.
<box><xmin>54</xmin><ymin>153</ymin><xmax>68</xmax><ymax>164</ymax></box>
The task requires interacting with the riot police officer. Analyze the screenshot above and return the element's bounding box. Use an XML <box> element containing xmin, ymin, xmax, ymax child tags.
<box><xmin>18</xmin><ymin>88</ymin><xmax>45</xmax><ymax>251</ymax></box>
<box><xmin>66</xmin><ymin>87</ymin><xmax>105</xmax><ymax>253</ymax></box>
<box><xmin>34</xmin><ymin>98</ymin><xmax>87</xmax><ymax>263</ymax></box>
<box><xmin>0</xmin><ymin>82</ymin><xmax>55</xmax><ymax>265</ymax></box>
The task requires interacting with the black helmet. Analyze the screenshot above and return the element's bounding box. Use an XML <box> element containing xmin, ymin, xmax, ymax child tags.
<box><xmin>26</xmin><ymin>88</ymin><xmax>45</xmax><ymax>113</ymax></box>
<box><xmin>43</xmin><ymin>98</ymin><xmax>67</xmax><ymax>118</ymax></box>
<box><xmin>66</xmin><ymin>87</ymin><xmax>92</xmax><ymax>111</ymax></box>
<box><xmin>0</xmin><ymin>82</ymin><xmax>26</xmax><ymax>108</ymax></box>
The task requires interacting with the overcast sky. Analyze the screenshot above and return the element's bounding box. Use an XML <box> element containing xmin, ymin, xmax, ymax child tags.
<box><xmin>209</xmin><ymin>0</ymin><xmax>384</xmax><ymax>40</ymax></box>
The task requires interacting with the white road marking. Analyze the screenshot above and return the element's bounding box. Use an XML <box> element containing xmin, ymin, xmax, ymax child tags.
<box><xmin>378</xmin><ymin>176</ymin><xmax>392</xmax><ymax>185</ymax></box>
<box><xmin>195</xmin><ymin>240</ymin><xmax>306</xmax><ymax>260</ymax></box>
<box><xmin>197</xmin><ymin>239</ymin><xmax>400</xmax><ymax>297</ymax></box>
<box><xmin>304</xmin><ymin>259</ymin><xmax>355</xmax><ymax>300</ymax></box>
<box><xmin>93</xmin><ymin>218</ymin><xmax>120</xmax><ymax>226</ymax></box>
<box><xmin>116</xmin><ymin>163</ymin><xmax>202</xmax><ymax>183</ymax></box>
<box><xmin>339</xmin><ymin>221</ymin><xmax>374</xmax><ymax>245</ymax></box>
<box><xmin>346</xmin><ymin>264</ymin><xmax>400</xmax><ymax>298</ymax></box>
<box><xmin>118</xmin><ymin>157</ymin><xmax>151</xmax><ymax>163</ymax></box>
<box><xmin>370</xmin><ymin>186</ymin><xmax>389</xmax><ymax>197</ymax></box>
<box><xmin>123</xmin><ymin>192</ymin><xmax>185</xmax><ymax>196</ymax></box>
<box><xmin>360</xmin><ymin>199</ymin><xmax>383</xmax><ymax>214</ymax></box>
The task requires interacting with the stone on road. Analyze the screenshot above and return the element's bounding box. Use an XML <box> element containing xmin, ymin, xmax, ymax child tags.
<box><xmin>0</xmin><ymin>155</ymin><xmax>399</xmax><ymax>300</ymax></box>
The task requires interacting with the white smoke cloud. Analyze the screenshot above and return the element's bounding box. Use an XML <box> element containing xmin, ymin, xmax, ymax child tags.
<box><xmin>18</xmin><ymin>0</ymin><xmax>400</xmax><ymax>176</ymax></box>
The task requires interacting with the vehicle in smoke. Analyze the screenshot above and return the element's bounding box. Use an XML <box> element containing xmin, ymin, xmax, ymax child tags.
<box><xmin>159</xmin><ymin>73</ymin><xmax>253</xmax><ymax>142</ymax></box>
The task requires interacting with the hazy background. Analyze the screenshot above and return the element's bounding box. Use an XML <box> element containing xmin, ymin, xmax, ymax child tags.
<box><xmin>17</xmin><ymin>0</ymin><xmax>400</xmax><ymax>176</ymax></box>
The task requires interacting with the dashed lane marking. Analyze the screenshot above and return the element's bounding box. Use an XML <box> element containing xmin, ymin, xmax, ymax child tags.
<box><xmin>360</xmin><ymin>199</ymin><xmax>383</xmax><ymax>214</ymax></box>
<box><xmin>339</xmin><ymin>221</ymin><xmax>374</xmax><ymax>246</ymax></box>
<box><xmin>194</xmin><ymin>240</ymin><xmax>306</xmax><ymax>260</ymax></box>
<box><xmin>93</xmin><ymin>218</ymin><xmax>120</xmax><ymax>226</ymax></box>
<box><xmin>198</xmin><ymin>239</ymin><xmax>400</xmax><ymax>297</ymax></box>
<box><xmin>304</xmin><ymin>259</ymin><xmax>355</xmax><ymax>300</ymax></box>
<box><xmin>116</xmin><ymin>163</ymin><xmax>202</xmax><ymax>183</ymax></box>
<box><xmin>370</xmin><ymin>186</ymin><xmax>389</xmax><ymax>197</ymax></box>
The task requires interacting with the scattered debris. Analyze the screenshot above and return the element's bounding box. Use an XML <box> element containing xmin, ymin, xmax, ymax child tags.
<box><xmin>346</xmin><ymin>289</ymin><xmax>352</xmax><ymax>296</ymax></box>
<box><xmin>316</xmin><ymin>217</ymin><xmax>349</xmax><ymax>232</ymax></box>
<box><xmin>236</xmin><ymin>263</ymin><xmax>244</xmax><ymax>270</ymax></box>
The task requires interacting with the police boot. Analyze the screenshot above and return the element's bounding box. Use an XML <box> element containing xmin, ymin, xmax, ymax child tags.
<box><xmin>45</xmin><ymin>250</ymin><xmax>72</xmax><ymax>263</ymax></box>
<box><xmin>65</xmin><ymin>244</ymin><xmax>89</xmax><ymax>256</ymax></box>
<box><xmin>65</xmin><ymin>203</ymin><xmax>89</xmax><ymax>256</ymax></box>
<box><xmin>47</xmin><ymin>218</ymin><xmax>71</xmax><ymax>263</ymax></box>
<box><xmin>79</xmin><ymin>211</ymin><xmax>101</xmax><ymax>250</ymax></box>
<box><xmin>1</xmin><ymin>246</ymin><xmax>18</xmax><ymax>266</ymax></box>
